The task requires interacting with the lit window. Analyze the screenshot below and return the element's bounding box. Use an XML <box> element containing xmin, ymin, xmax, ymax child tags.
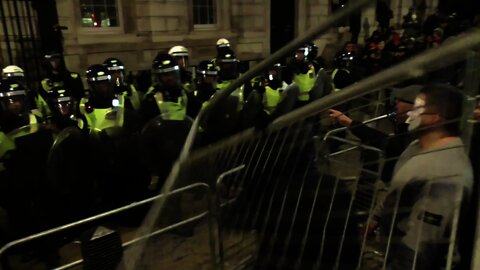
<box><xmin>193</xmin><ymin>0</ymin><xmax>216</xmax><ymax>25</ymax></box>
<box><xmin>80</xmin><ymin>0</ymin><xmax>119</xmax><ymax>28</ymax></box>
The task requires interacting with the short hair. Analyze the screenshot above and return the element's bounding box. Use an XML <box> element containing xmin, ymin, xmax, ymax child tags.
<box><xmin>419</xmin><ymin>83</ymin><xmax>464</xmax><ymax>136</ymax></box>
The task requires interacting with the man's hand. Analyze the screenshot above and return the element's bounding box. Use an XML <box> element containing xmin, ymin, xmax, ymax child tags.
<box><xmin>329</xmin><ymin>109</ymin><xmax>353</xmax><ymax>127</ymax></box>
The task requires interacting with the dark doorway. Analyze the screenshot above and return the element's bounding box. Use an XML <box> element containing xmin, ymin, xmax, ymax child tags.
<box><xmin>31</xmin><ymin>0</ymin><xmax>64</xmax><ymax>55</ymax></box>
<box><xmin>0</xmin><ymin>0</ymin><xmax>46</xmax><ymax>90</ymax></box>
<box><xmin>270</xmin><ymin>0</ymin><xmax>295</xmax><ymax>60</ymax></box>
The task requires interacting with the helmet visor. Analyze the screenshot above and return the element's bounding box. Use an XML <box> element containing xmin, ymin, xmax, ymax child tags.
<box><xmin>174</xmin><ymin>56</ymin><xmax>189</xmax><ymax>68</ymax></box>
<box><xmin>156</xmin><ymin>71</ymin><xmax>181</xmax><ymax>88</ymax></box>
<box><xmin>52</xmin><ymin>98</ymin><xmax>76</xmax><ymax>117</ymax></box>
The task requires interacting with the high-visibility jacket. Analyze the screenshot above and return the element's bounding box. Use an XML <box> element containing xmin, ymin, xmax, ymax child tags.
<box><xmin>263</xmin><ymin>85</ymin><xmax>284</xmax><ymax>115</ymax></box>
<box><xmin>0</xmin><ymin>113</ymin><xmax>38</xmax><ymax>168</ymax></box>
<box><xmin>79</xmin><ymin>95</ymin><xmax>125</xmax><ymax>131</ymax></box>
<box><xmin>216</xmin><ymin>79</ymin><xmax>244</xmax><ymax>111</ymax></box>
<box><xmin>294</xmin><ymin>65</ymin><xmax>316</xmax><ymax>101</ymax></box>
<box><xmin>117</xmin><ymin>84</ymin><xmax>141</xmax><ymax>111</ymax></box>
<box><xmin>145</xmin><ymin>85</ymin><xmax>187</xmax><ymax>121</ymax></box>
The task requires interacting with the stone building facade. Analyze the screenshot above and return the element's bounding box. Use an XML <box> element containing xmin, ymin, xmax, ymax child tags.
<box><xmin>1</xmin><ymin>0</ymin><xmax>439</xmax><ymax>79</ymax></box>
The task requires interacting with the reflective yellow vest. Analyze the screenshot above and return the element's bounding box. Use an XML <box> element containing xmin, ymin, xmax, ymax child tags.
<box><xmin>153</xmin><ymin>92</ymin><xmax>187</xmax><ymax>121</ymax></box>
<box><xmin>216</xmin><ymin>80</ymin><xmax>244</xmax><ymax>111</ymax></box>
<box><xmin>121</xmin><ymin>84</ymin><xmax>141</xmax><ymax>111</ymax></box>
<box><xmin>0</xmin><ymin>114</ymin><xmax>38</xmax><ymax>167</ymax></box>
<box><xmin>294</xmin><ymin>65</ymin><xmax>316</xmax><ymax>101</ymax></box>
<box><xmin>263</xmin><ymin>86</ymin><xmax>282</xmax><ymax>115</ymax></box>
<box><xmin>80</xmin><ymin>95</ymin><xmax>125</xmax><ymax>131</ymax></box>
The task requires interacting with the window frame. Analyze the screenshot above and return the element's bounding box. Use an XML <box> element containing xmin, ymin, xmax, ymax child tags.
<box><xmin>77</xmin><ymin>0</ymin><xmax>124</xmax><ymax>34</ymax></box>
<box><xmin>192</xmin><ymin>0</ymin><xmax>218</xmax><ymax>30</ymax></box>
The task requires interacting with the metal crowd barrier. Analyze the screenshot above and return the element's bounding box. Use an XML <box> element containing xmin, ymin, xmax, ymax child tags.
<box><xmin>0</xmin><ymin>183</ymin><xmax>214</xmax><ymax>270</ymax></box>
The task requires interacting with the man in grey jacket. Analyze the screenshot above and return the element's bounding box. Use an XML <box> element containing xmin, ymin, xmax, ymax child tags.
<box><xmin>371</xmin><ymin>84</ymin><xmax>473</xmax><ymax>269</ymax></box>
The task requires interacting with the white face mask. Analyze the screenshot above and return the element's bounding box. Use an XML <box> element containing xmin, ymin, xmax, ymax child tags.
<box><xmin>406</xmin><ymin>97</ymin><xmax>425</xmax><ymax>131</ymax></box>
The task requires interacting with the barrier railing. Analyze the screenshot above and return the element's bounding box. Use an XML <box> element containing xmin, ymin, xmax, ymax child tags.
<box><xmin>0</xmin><ymin>183</ymin><xmax>214</xmax><ymax>270</ymax></box>
<box><xmin>117</xmin><ymin>25</ymin><xmax>480</xmax><ymax>269</ymax></box>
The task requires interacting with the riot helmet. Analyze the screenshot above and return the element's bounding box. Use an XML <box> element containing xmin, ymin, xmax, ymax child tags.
<box><xmin>196</xmin><ymin>60</ymin><xmax>218</xmax><ymax>84</ymax></box>
<box><xmin>152</xmin><ymin>53</ymin><xmax>182</xmax><ymax>92</ymax></box>
<box><xmin>265</xmin><ymin>63</ymin><xmax>283</xmax><ymax>90</ymax></box>
<box><xmin>46</xmin><ymin>86</ymin><xmax>78</xmax><ymax>128</ymax></box>
<box><xmin>2</xmin><ymin>65</ymin><xmax>26</xmax><ymax>85</ymax></box>
<box><xmin>103</xmin><ymin>57</ymin><xmax>125</xmax><ymax>88</ymax></box>
<box><xmin>0</xmin><ymin>79</ymin><xmax>31</xmax><ymax>132</ymax></box>
<box><xmin>294</xmin><ymin>43</ymin><xmax>315</xmax><ymax>63</ymax></box>
<box><xmin>86</xmin><ymin>64</ymin><xmax>114</xmax><ymax>108</ymax></box>
<box><xmin>44</xmin><ymin>51</ymin><xmax>66</xmax><ymax>74</ymax></box>
<box><xmin>217</xmin><ymin>48</ymin><xmax>239</xmax><ymax>80</ymax></box>
<box><xmin>216</xmin><ymin>38</ymin><xmax>230</xmax><ymax>48</ymax></box>
<box><xmin>196</xmin><ymin>60</ymin><xmax>218</xmax><ymax>100</ymax></box>
<box><xmin>168</xmin><ymin>45</ymin><xmax>189</xmax><ymax>69</ymax></box>
<box><xmin>293</xmin><ymin>43</ymin><xmax>316</xmax><ymax>74</ymax></box>
<box><xmin>334</xmin><ymin>50</ymin><xmax>355</xmax><ymax>69</ymax></box>
<box><xmin>216</xmin><ymin>37</ymin><xmax>230</xmax><ymax>51</ymax></box>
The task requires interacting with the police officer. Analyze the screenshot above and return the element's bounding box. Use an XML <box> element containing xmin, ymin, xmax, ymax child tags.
<box><xmin>216</xmin><ymin>48</ymin><xmax>244</xmax><ymax>109</ymax></box>
<box><xmin>45</xmin><ymin>86</ymin><xmax>85</xmax><ymax>131</ymax></box>
<box><xmin>103</xmin><ymin>57</ymin><xmax>142</xmax><ymax>111</ymax></box>
<box><xmin>2</xmin><ymin>65</ymin><xmax>48</xmax><ymax>119</ymax></box>
<box><xmin>198</xmin><ymin>49</ymin><xmax>245</xmax><ymax>144</ymax></box>
<box><xmin>80</xmin><ymin>65</ymin><xmax>145</xmax><ymax>210</ymax></box>
<box><xmin>41</xmin><ymin>52</ymin><xmax>84</xmax><ymax>102</ymax></box>
<box><xmin>290</xmin><ymin>43</ymin><xmax>332</xmax><ymax>107</ymax></box>
<box><xmin>0</xmin><ymin>79</ymin><xmax>55</xmax><ymax>239</ymax></box>
<box><xmin>331</xmin><ymin>50</ymin><xmax>355</xmax><ymax>93</ymax></box>
<box><xmin>242</xmin><ymin>63</ymin><xmax>298</xmax><ymax>129</ymax></box>
<box><xmin>0</xmin><ymin>79</ymin><xmax>39</xmax><ymax>134</ymax></box>
<box><xmin>261</xmin><ymin>64</ymin><xmax>291</xmax><ymax>115</ymax></box>
<box><xmin>80</xmin><ymin>64</ymin><xmax>127</xmax><ymax>131</ymax></box>
<box><xmin>139</xmin><ymin>54</ymin><xmax>193</xmax><ymax>196</ymax></box>
<box><xmin>140</xmin><ymin>53</ymin><xmax>188</xmax><ymax>123</ymax></box>
<box><xmin>187</xmin><ymin>60</ymin><xmax>218</xmax><ymax>118</ymax></box>
<box><xmin>212</xmin><ymin>38</ymin><xmax>232</xmax><ymax>71</ymax></box>
<box><xmin>168</xmin><ymin>45</ymin><xmax>194</xmax><ymax>93</ymax></box>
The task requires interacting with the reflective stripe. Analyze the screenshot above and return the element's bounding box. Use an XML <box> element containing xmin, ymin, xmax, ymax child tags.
<box><xmin>172</xmin><ymin>52</ymin><xmax>189</xmax><ymax>57</ymax></box>
<box><xmin>152</xmin><ymin>66</ymin><xmax>180</xmax><ymax>73</ymax></box>
<box><xmin>197</xmin><ymin>70</ymin><xmax>218</xmax><ymax>76</ymax></box>
<box><xmin>154</xmin><ymin>92</ymin><xmax>186</xmax><ymax>121</ymax></box>
<box><xmin>88</xmin><ymin>75</ymin><xmax>111</xmax><ymax>82</ymax></box>
<box><xmin>56</xmin><ymin>96</ymin><xmax>73</xmax><ymax>103</ymax></box>
<box><xmin>45</xmin><ymin>53</ymin><xmax>61</xmax><ymax>59</ymax></box>
<box><xmin>294</xmin><ymin>65</ymin><xmax>316</xmax><ymax>101</ymax></box>
<box><xmin>218</xmin><ymin>59</ymin><xmax>237</xmax><ymax>63</ymax></box>
<box><xmin>0</xmin><ymin>90</ymin><xmax>26</xmax><ymax>97</ymax></box>
<box><xmin>107</xmin><ymin>66</ymin><xmax>124</xmax><ymax>71</ymax></box>
<box><xmin>5</xmin><ymin>72</ymin><xmax>24</xmax><ymax>77</ymax></box>
<box><xmin>263</xmin><ymin>86</ymin><xmax>281</xmax><ymax>115</ymax></box>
